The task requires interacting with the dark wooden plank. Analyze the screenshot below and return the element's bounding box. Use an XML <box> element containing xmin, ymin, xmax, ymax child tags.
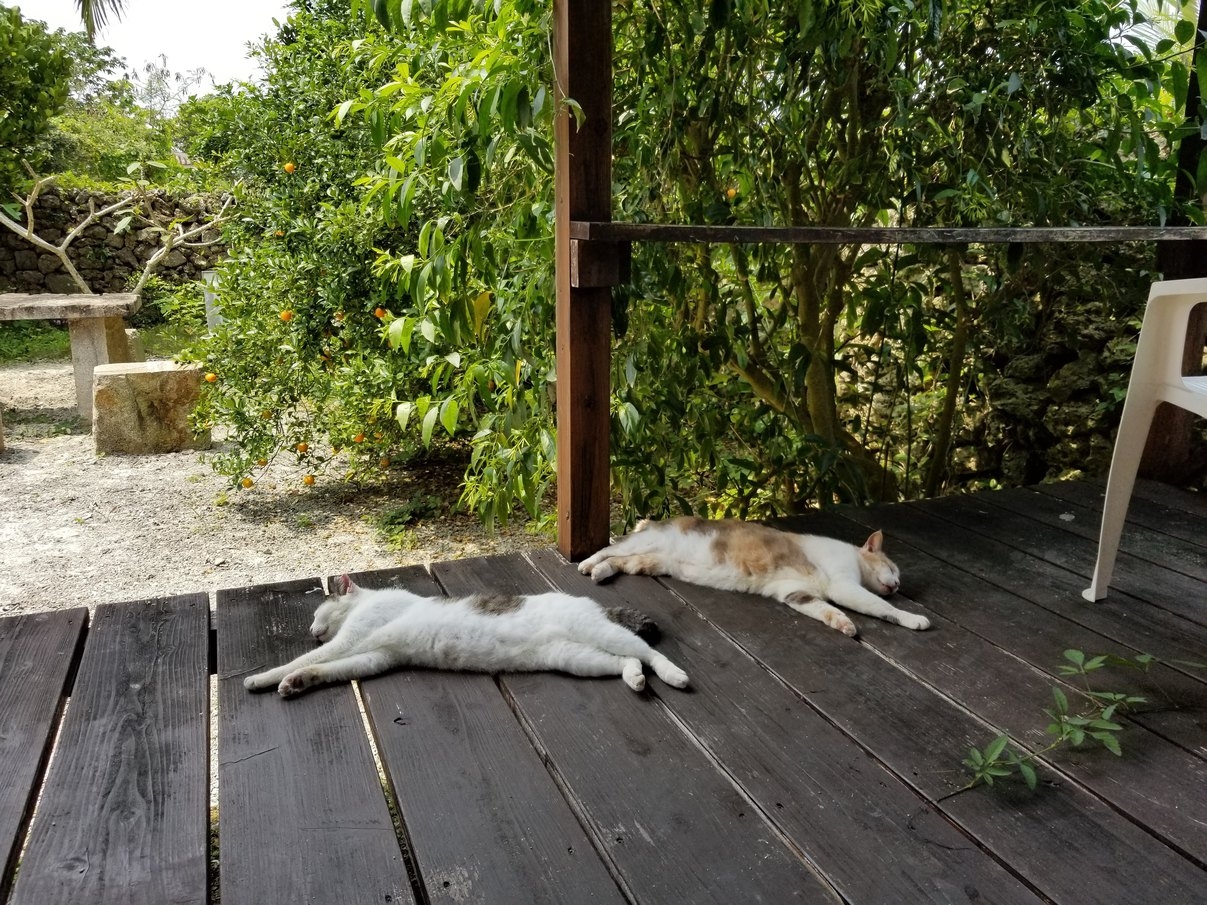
<box><xmin>835</xmin><ymin>499</ymin><xmax>1207</xmax><ymax>755</ymax></box>
<box><xmin>431</xmin><ymin>555</ymin><xmax>840</xmax><ymax>905</ymax></box>
<box><xmin>781</xmin><ymin>509</ymin><xmax>1207</xmax><ymax>863</ymax></box>
<box><xmin>352</xmin><ymin>565</ymin><xmax>628</xmax><ymax>905</ymax></box>
<box><xmin>570</xmin><ymin>221</ymin><xmax>1207</xmax><ymax>245</ymax></box>
<box><xmin>526</xmin><ymin>550</ymin><xmax>1045</xmax><ymax>905</ymax></box>
<box><xmin>644</xmin><ymin>553</ymin><xmax>1207</xmax><ymax>903</ymax></box>
<box><xmin>916</xmin><ymin>490</ymin><xmax>1207</xmax><ymax>627</ymax></box>
<box><xmin>554</xmin><ymin>0</ymin><xmax>613</xmax><ymax>558</ymax></box>
<box><xmin>984</xmin><ymin>485</ymin><xmax>1207</xmax><ymax>588</ymax></box>
<box><xmin>0</xmin><ymin>609</ymin><xmax>87</xmax><ymax>902</ymax></box>
<box><xmin>1035</xmin><ymin>479</ymin><xmax>1207</xmax><ymax>549</ymax></box>
<box><xmin>217</xmin><ymin>578</ymin><xmax>413</xmax><ymax>905</ymax></box>
<box><xmin>11</xmin><ymin>595</ymin><xmax>208</xmax><ymax>905</ymax></box>
<box><xmin>1133</xmin><ymin>478</ymin><xmax>1207</xmax><ymax>520</ymax></box>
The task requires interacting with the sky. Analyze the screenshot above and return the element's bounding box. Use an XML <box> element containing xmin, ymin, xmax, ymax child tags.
<box><xmin>14</xmin><ymin>0</ymin><xmax>294</xmax><ymax>88</ymax></box>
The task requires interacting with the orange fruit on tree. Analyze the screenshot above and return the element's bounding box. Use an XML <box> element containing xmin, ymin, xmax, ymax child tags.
<box><xmin>353</xmin><ymin>432</ymin><xmax>366</xmax><ymax>443</ymax></box>
<box><xmin>279</xmin><ymin>310</ymin><xmax>294</xmax><ymax>322</ymax></box>
<box><xmin>302</xmin><ymin>474</ymin><xmax>316</xmax><ymax>486</ymax></box>
<box><xmin>256</xmin><ymin>458</ymin><xmax>268</xmax><ymax>467</ymax></box>
<box><xmin>726</xmin><ymin>187</ymin><xmax>738</xmax><ymax>200</ymax></box>
<box><xmin>374</xmin><ymin>307</ymin><xmax>388</xmax><ymax>319</ymax></box>
<box><xmin>283</xmin><ymin>162</ymin><xmax>296</xmax><ymax>173</ymax></box>
<box><xmin>296</xmin><ymin>442</ymin><xmax>309</xmax><ymax>453</ymax></box>
<box><xmin>241</xmin><ymin>477</ymin><xmax>254</xmax><ymax>488</ymax></box>
<box><xmin>204</xmin><ymin>372</ymin><xmax>217</xmax><ymax>383</ymax></box>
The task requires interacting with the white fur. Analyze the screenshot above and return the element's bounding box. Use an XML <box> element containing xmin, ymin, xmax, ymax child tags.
<box><xmin>578</xmin><ymin>519</ymin><xmax>931</xmax><ymax>636</ymax></box>
<box><xmin>244</xmin><ymin>575</ymin><xmax>689</xmax><ymax>697</ymax></box>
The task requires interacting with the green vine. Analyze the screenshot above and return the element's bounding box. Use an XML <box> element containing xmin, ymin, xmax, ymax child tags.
<box><xmin>955</xmin><ymin>649</ymin><xmax>1205</xmax><ymax>796</ymax></box>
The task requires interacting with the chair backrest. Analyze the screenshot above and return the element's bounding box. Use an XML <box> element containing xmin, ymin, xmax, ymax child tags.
<box><xmin>1138</xmin><ymin>277</ymin><xmax>1207</xmax><ymax>392</ymax></box>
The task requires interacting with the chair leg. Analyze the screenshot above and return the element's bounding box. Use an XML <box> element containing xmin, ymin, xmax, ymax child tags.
<box><xmin>1083</xmin><ymin>394</ymin><xmax>1157</xmax><ymax>602</ymax></box>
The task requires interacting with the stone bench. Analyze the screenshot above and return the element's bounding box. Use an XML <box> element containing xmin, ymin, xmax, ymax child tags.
<box><xmin>92</xmin><ymin>360</ymin><xmax>211</xmax><ymax>454</ymax></box>
<box><xmin>0</xmin><ymin>292</ymin><xmax>141</xmax><ymax>422</ymax></box>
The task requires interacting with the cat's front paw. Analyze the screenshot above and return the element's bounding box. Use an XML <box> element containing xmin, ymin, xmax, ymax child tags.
<box><xmin>278</xmin><ymin>668</ymin><xmax>317</xmax><ymax>698</ymax></box>
<box><xmin>244</xmin><ymin>672</ymin><xmax>274</xmax><ymax>692</ymax></box>
<box><xmin>898</xmin><ymin>612</ymin><xmax>931</xmax><ymax>631</ymax></box>
<box><xmin>824</xmin><ymin>611</ymin><xmax>858</xmax><ymax>637</ymax></box>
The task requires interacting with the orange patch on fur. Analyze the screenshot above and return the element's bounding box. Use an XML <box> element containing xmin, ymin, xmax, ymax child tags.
<box><xmin>705</xmin><ymin>521</ymin><xmax>811</xmax><ymax>576</ymax></box>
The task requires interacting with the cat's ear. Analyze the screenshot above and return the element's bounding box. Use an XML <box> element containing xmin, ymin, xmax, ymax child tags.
<box><xmin>333</xmin><ymin>574</ymin><xmax>358</xmax><ymax>596</ymax></box>
<box><xmin>862</xmin><ymin>530</ymin><xmax>885</xmax><ymax>553</ymax></box>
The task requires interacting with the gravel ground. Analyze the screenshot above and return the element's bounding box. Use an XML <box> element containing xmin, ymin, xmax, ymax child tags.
<box><xmin>0</xmin><ymin>359</ymin><xmax>546</xmax><ymax>616</ymax></box>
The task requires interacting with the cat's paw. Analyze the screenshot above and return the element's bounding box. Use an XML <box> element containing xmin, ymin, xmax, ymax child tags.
<box><xmin>621</xmin><ymin>658</ymin><xmax>646</xmax><ymax>691</ymax></box>
<box><xmin>653</xmin><ymin>659</ymin><xmax>690</xmax><ymax>689</ymax></box>
<box><xmin>278</xmin><ymin>668</ymin><xmax>316</xmax><ymax>698</ymax></box>
<box><xmin>588</xmin><ymin>561</ymin><xmax>617</xmax><ymax>583</ymax></box>
<box><xmin>244</xmin><ymin>672</ymin><xmax>274</xmax><ymax>692</ymax></box>
<box><xmin>897</xmin><ymin>612</ymin><xmax>931</xmax><ymax>631</ymax></box>
<box><xmin>824</xmin><ymin>611</ymin><xmax>858</xmax><ymax>637</ymax></box>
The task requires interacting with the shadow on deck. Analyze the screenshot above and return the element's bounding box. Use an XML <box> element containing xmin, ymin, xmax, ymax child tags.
<box><xmin>1</xmin><ymin>479</ymin><xmax>1204</xmax><ymax>904</ymax></box>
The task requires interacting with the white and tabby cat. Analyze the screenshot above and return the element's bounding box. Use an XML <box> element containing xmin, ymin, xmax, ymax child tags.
<box><xmin>579</xmin><ymin>517</ymin><xmax>930</xmax><ymax>637</ymax></box>
<box><xmin>244</xmin><ymin>574</ymin><xmax>690</xmax><ymax>697</ymax></box>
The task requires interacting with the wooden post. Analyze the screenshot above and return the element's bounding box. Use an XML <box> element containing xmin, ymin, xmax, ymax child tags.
<box><xmin>1144</xmin><ymin>0</ymin><xmax>1207</xmax><ymax>482</ymax></box>
<box><xmin>553</xmin><ymin>0</ymin><xmax>614</xmax><ymax>560</ymax></box>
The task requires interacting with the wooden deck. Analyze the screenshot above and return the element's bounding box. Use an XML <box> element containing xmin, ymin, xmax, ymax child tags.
<box><xmin>1</xmin><ymin>480</ymin><xmax>1204</xmax><ymax>905</ymax></box>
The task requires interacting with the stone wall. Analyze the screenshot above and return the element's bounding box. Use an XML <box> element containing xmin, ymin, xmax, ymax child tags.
<box><xmin>0</xmin><ymin>187</ymin><xmax>228</xmax><ymax>294</ymax></box>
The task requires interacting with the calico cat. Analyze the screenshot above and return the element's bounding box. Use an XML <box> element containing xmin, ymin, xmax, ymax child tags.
<box><xmin>578</xmin><ymin>517</ymin><xmax>930</xmax><ymax>637</ymax></box>
<box><xmin>243</xmin><ymin>574</ymin><xmax>690</xmax><ymax>697</ymax></box>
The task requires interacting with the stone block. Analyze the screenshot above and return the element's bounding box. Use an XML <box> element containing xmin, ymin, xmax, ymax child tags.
<box><xmin>93</xmin><ymin>361</ymin><xmax>211</xmax><ymax>455</ymax></box>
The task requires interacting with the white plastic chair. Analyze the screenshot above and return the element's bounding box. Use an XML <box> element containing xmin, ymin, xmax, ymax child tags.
<box><xmin>1083</xmin><ymin>277</ymin><xmax>1207</xmax><ymax>602</ymax></box>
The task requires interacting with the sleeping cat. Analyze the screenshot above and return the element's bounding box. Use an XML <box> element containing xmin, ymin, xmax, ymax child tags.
<box><xmin>578</xmin><ymin>517</ymin><xmax>930</xmax><ymax>637</ymax></box>
<box><xmin>243</xmin><ymin>574</ymin><xmax>690</xmax><ymax>697</ymax></box>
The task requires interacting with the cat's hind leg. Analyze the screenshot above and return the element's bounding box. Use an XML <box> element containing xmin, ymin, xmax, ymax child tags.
<box><xmin>539</xmin><ymin>640</ymin><xmax>647</xmax><ymax>691</ymax></box>
<box><xmin>577</xmin><ymin>533</ymin><xmax>666</xmax><ymax>583</ymax></box>
<box><xmin>588</xmin><ymin>620</ymin><xmax>690</xmax><ymax>689</ymax></box>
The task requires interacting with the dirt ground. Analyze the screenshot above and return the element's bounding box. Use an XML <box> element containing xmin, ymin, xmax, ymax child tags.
<box><xmin>0</xmin><ymin>360</ymin><xmax>545</xmax><ymax>616</ymax></box>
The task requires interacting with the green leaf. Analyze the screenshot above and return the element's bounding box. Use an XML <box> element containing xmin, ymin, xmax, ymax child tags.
<box><xmin>421</xmin><ymin>406</ymin><xmax>439</xmax><ymax>446</ymax></box>
<box><xmin>983</xmin><ymin>735</ymin><xmax>1010</xmax><ymax>763</ymax></box>
<box><xmin>395</xmin><ymin>400</ymin><xmax>415</xmax><ymax>430</ymax></box>
<box><xmin>1095</xmin><ymin>732</ymin><xmax>1122</xmax><ymax>756</ymax></box>
<box><xmin>372</xmin><ymin>0</ymin><xmax>392</xmax><ymax>31</ymax></box>
<box><xmin>1051</xmin><ymin>686</ymin><xmax>1069</xmax><ymax>715</ymax></box>
<box><xmin>1018</xmin><ymin>761</ymin><xmax>1037</xmax><ymax>790</ymax></box>
<box><xmin>1175</xmin><ymin>18</ymin><xmax>1195</xmax><ymax>46</ymax></box>
<box><xmin>440</xmin><ymin>397</ymin><xmax>460</xmax><ymax>435</ymax></box>
<box><xmin>471</xmin><ymin>290</ymin><xmax>492</xmax><ymax>335</ymax></box>
<box><xmin>1063</xmin><ymin>649</ymin><xmax>1085</xmax><ymax>668</ymax></box>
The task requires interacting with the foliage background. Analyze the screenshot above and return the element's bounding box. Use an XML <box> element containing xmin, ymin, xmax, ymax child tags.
<box><xmin>11</xmin><ymin>0</ymin><xmax>1199</xmax><ymax>528</ymax></box>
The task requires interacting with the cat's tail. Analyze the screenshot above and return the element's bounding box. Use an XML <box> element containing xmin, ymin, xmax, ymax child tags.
<box><xmin>605</xmin><ymin>606</ymin><xmax>661</xmax><ymax>644</ymax></box>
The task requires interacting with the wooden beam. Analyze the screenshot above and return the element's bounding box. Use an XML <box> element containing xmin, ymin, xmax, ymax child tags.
<box><xmin>570</xmin><ymin>221</ymin><xmax>1207</xmax><ymax>244</ymax></box>
<box><xmin>554</xmin><ymin>0</ymin><xmax>614</xmax><ymax>560</ymax></box>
